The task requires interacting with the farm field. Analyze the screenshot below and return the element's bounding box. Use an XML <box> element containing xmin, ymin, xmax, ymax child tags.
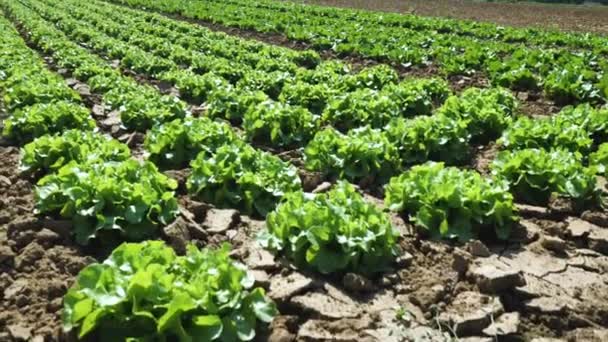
<box><xmin>0</xmin><ymin>0</ymin><xmax>607</xmax><ymax>341</ymax></box>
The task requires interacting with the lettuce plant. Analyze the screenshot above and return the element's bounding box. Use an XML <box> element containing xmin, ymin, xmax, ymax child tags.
<box><xmin>278</xmin><ymin>81</ymin><xmax>335</xmax><ymax>114</ymax></box>
<box><xmin>21</xmin><ymin>130</ymin><xmax>130</xmax><ymax>174</ymax></box>
<box><xmin>304</xmin><ymin>126</ymin><xmax>401</xmax><ymax>184</ymax></box>
<box><xmin>145</xmin><ymin>117</ymin><xmax>239</xmax><ymax>169</ymax></box>
<box><xmin>382</xmin><ymin>78</ymin><xmax>451</xmax><ymax>117</ymax></box>
<box><xmin>2</xmin><ymin>100</ymin><xmax>95</xmax><ymax>144</ymax></box>
<box><xmin>322</xmin><ymin>89</ymin><xmax>399</xmax><ymax>131</ymax></box>
<box><xmin>35</xmin><ymin>159</ymin><xmax>178</xmax><ymax>245</ymax></box>
<box><xmin>499</xmin><ymin>116</ymin><xmax>593</xmax><ymax>154</ymax></box>
<box><xmin>345</xmin><ymin>64</ymin><xmax>399</xmax><ymax>91</ymax></box>
<box><xmin>491</xmin><ymin>148</ymin><xmax>600</xmax><ymax>207</ymax></box>
<box><xmin>1</xmin><ymin>72</ymin><xmax>80</xmax><ymax>111</ymax></box>
<box><xmin>438</xmin><ymin>87</ymin><xmax>517</xmax><ymax>142</ymax></box>
<box><xmin>187</xmin><ymin>143</ymin><xmax>301</xmax><ymax>217</ymax></box>
<box><xmin>258</xmin><ymin>181</ymin><xmax>399</xmax><ymax>275</ymax></box>
<box><xmin>63</xmin><ymin>241</ymin><xmax>276</xmax><ymax>341</ymax></box>
<box><xmin>385</xmin><ymin>162</ymin><xmax>517</xmax><ymax>241</ymax></box>
<box><xmin>590</xmin><ymin>143</ymin><xmax>608</xmax><ymax>175</ymax></box>
<box><xmin>243</xmin><ymin>101</ymin><xmax>319</xmax><ymax>148</ymax></box>
<box><xmin>384</xmin><ymin>116</ymin><xmax>470</xmax><ymax>166</ymax></box>
<box><xmin>207</xmin><ymin>86</ymin><xmax>269</xmax><ymax>123</ymax></box>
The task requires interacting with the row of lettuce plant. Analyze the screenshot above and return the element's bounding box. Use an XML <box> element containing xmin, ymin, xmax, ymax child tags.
<box><xmin>26</xmin><ymin>0</ymin><xmax>452</xmax><ymax>148</ymax></box>
<box><xmin>0</xmin><ymin>5</ymin><xmax>280</xmax><ymax>341</ymax></box>
<box><xmin>109</xmin><ymin>0</ymin><xmax>608</xmax><ymax>105</ymax></box>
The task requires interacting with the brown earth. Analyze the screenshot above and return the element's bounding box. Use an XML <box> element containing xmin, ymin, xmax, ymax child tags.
<box><xmin>3</xmin><ymin>4</ymin><xmax>608</xmax><ymax>342</ymax></box>
<box><xmin>287</xmin><ymin>0</ymin><xmax>608</xmax><ymax>35</ymax></box>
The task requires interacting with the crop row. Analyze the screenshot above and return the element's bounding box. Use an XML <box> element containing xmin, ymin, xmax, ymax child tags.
<box><xmin>111</xmin><ymin>0</ymin><xmax>608</xmax><ymax>105</ymax></box>
<box><xmin>1</xmin><ymin>1</ymin><xmax>607</xmax><ymax>340</ymax></box>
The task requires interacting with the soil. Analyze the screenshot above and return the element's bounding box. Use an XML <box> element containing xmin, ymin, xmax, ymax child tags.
<box><xmin>289</xmin><ymin>0</ymin><xmax>608</xmax><ymax>35</ymax></box>
<box><xmin>3</xmin><ymin>3</ymin><xmax>608</xmax><ymax>342</ymax></box>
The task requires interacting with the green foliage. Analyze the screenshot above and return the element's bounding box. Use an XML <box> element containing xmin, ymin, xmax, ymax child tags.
<box><xmin>491</xmin><ymin>148</ymin><xmax>600</xmax><ymax>207</ymax></box>
<box><xmin>161</xmin><ymin>70</ymin><xmax>229</xmax><ymax>103</ymax></box>
<box><xmin>499</xmin><ymin>115</ymin><xmax>593</xmax><ymax>154</ymax></box>
<box><xmin>1</xmin><ymin>72</ymin><xmax>80</xmax><ymax>111</ymax></box>
<box><xmin>243</xmin><ymin>101</ymin><xmax>319</xmax><ymax>147</ymax></box>
<box><xmin>382</xmin><ymin>78</ymin><xmax>451</xmax><ymax>117</ymax></box>
<box><xmin>385</xmin><ymin>162</ymin><xmax>517</xmax><ymax>241</ymax></box>
<box><xmin>258</xmin><ymin>181</ymin><xmax>399</xmax><ymax>275</ymax></box>
<box><xmin>187</xmin><ymin>144</ymin><xmax>301</xmax><ymax>217</ymax></box>
<box><xmin>144</xmin><ymin>117</ymin><xmax>240</xmax><ymax>169</ymax></box>
<box><xmin>2</xmin><ymin>101</ymin><xmax>96</xmax><ymax>144</ymax></box>
<box><xmin>437</xmin><ymin>87</ymin><xmax>517</xmax><ymax>142</ymax></box>
<box><xmin>207</xmin><ymin>87</ymin><xmax>269</xmax><ymax>123</ymax></box>
<box><xmin>117</xmin><ymin>91</ymin><xmax>187</xmax><ymax>131</ymax></box>
<box><xmin>304</xmin><ymin>126</ymin><xmax>401</xmax><ymax>184</ymax></box>
<box><xmin>278</xmin><ymin>81</ymin><xmax>335</xmax><ymax>114</ymax></box>
<box><xmin>35</xmin><ymin>159</ymin><xmax>178</xmax><ymax>245</ymax></box>
<box><xmin>345</xmin><ymin>64</ymin><xmax>399</xmax><ymax>91</ymax></box>
<box><xmin>322</xmin><ymin>89</ymin><xmax>399</xmax><ymax>131</ymax></box>
<box><xmin>63</xmin><ymin>241</ymin><xmax>277</xmax><ymax>341</ymax></box>
<box><xmin>384</xmin><ymin>116</ymin><xmax>470</xmax><ymax>166</ymax></box>
<box><xmin>590</xmin><ymin>143</ymin><xmax>608</xmax><ymax>175</ymax></box>
<box><xmin>21</xmin><ymin>130</ymin><xmax>130</xmax><ymax>174</ymax></box>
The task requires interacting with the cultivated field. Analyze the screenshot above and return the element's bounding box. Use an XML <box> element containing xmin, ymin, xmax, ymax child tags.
<box><xmin>0</xmin><ymin>0</ymin><xmax>607</xmax><ymax>341</ymax></box>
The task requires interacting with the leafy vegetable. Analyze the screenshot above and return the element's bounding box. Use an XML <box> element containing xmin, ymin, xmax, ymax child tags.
<box><xmin>384</xmin><ymin>116</ymin><xmax>470</xmax><ymax>166</ymax></box>
<box><xmin>207</xmin><ymin>86</ymin><xmax>269</xmax><ymax>123</ymax></box>
<box><xmin>322</xmin><ymin>89</ymin><xmax>399</xmax><ymax>131</ymax></box>
<box><xmin>385</xmin><ymin>162</ymin><xmax>517</xmax><ymax>241</ymax></box>
<box><xmin>144</xmin><ymin>117</ymin><xmax>240</xmax><ymax>169</ymax></box>
<box><xmin>2</xmin><ymin>100</ymin><xmax>96</xmax><ymax>144</ymax></box>
<box><xmin>382</xmin><ymin>78</ymin><xmax>451</xmax><ymax>117</ymax></box>
<box><xmin>21</xmin><ymin>130</ymin><xmax>130</xmax><ymax>174</ymax></box>
<box><xmin>63</xmin><ymin>241</ymin><xmax>277</xmax><ymax>341</ymax></box>
<box><xmin>590</xmin><ymin>143</ymin><xmax>608</xmax><ymax>175</ymax></box>
<box><xmin>243</xmin><ymin>100</ymin><xmax>319</xmax><ymax>147</ymax></box>
<box><xmin>437</xmin><ymin>87</ymin><xmax>517</xmax><ymax>142</ymax></box>
<box><xmin>187</xmin><ymin>143</ymin><xmax>301</xmax><ymax>217</ymax></box>
<box><xmin>304</xmin><ymin>126</ymin><xmax>401</xmax><ymax>184</ymax></box>
<box><xmin>35</xmin><ymin>159</ymin><xmax>178</xmax><ymax>245</ymax></box>
<box><xmin>258</xmin><ymin>181</ymin><xmax>399</xmax><ymax>274</ymax></box>
<box><xmin>491</xmin><ymin>148</ymin><xmax>600</xmax><ymax>207</ymax></box>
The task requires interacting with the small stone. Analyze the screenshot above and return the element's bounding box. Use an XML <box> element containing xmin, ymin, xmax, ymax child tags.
<box><xmin>250</xmin><ymin>270</ymin><xmax>270</xmax><ymax>288</ymax></box>
<box><xmin>35</xmin><ymin>228</ymin><xmax>61</xmax><ymax>244</ymax></box>
<box><xmin>548</xmin><ymin>195</ymin><xmax>576</xmax><ymax>215</ymax></box>
<box><xmin>517</xmin><ymin>92</ymin><xmax>529</xmax><ymax>101</ymax></box>
<box><xmin>204</xmin><ymin>208</ymin><xmax>240</xmax><ymax>233</ymax></box>
<box><xmin>269</xmin><ymin>272</ymin><xmax>315</xmax><ymax>301</ymax></box>
<box><xmin>8</xmin><ymin>324</ymin><xmax>31</xmax><ymax>341</ymax></box>
<box><xmin>0</xmin><ymin>245</ymin><xmax>15</xmax><ymax>264</ymax></box>
<box><xmin>396</xmin><ymin>252</ymin><xmax>414</xmax><ymax>267</ymax></box>
<box><xmin>437</xmin><ymin>291</ymin><xmax>504</xmax><ymax>336</ymax></box>
<box><xmin>511</xmin><ymin>220</ymin><xmax>541</xmax><ymax>243</ymax></box>
<box><xmin>0</xmin><ymin>175</ymin><xmax>11</xmax><ymax>187</ymax></box>
<box><xmin>4</xmin><ymin>278</ymin><xmax>27</xmax><ymax>299</ymax></box>
<box><xmin>101</xmin><ymin>110</ymin><xmax>121</xmax><ymax>128</ymax></box>
<box><xmin>515</xmin><ymin>204</ymin><xmax>550</xmax><ymax>218</ymax></box>
<box><xmin>74</xmin><ymin>83</ymin><xmax>91</xmax><ymax>97</ymax></box>
<box><xmin>566</xmin><ymin>218</ymin><xmax>594</xmax><ymax>238</ymax></box>
<box><xmin>92</xmin><ymin>104</ymin><xmax>105</xmax><ymax>117</ymax></box>
<box><xmin>246</xmin><ymin>248</ymin><xmax>276</xmax><ymax>270</ymax></box>
<box><xmin>452</xmin><ymin>249</ymin><xmax>471</xmax><ymax>275</ymax></box>
<box><xmin>162</xmin><ymin>217</ymin><xmax>190</xmax><ymax>254</ymax></box>
<box><xmin>482</xmin><ymin>312</ymin><xmax>520</xmax><ymax>336</ymax></box>
<box><xmin>566</xmin><ymin>328</ymin><xmax>608</xmax><ymax>341</ymax></box>
<box><xmin>589</xmin><ymin>227</ymin><xmax>608</xmax><ymax>255</ymax></box>
<box><xmin>291</xmin><ymin>291</ymin><xmax>358</xmax><ymax>319</ymax></box>
<box><xmin>268</xmin><ymin>316</ymin><xmax>297</xmax><ymax>342</ymax></box>
<box><xmin>14</xmin><ymin>242</ymin><xmax>45</xmax><ymax>270</ymax></box>
<box><xmin>541</xmin><ymin>235</ymin><xmax>567</xmax><ymax>253</ymax></box>
<box><xmin>524</xmin><ymin>297</ymin><xmax>566</xmax><ymax>314</ymax></box>
<box><xmin>312</xmin><ymin>181</ymin><xmax>332</xmax><ymax>193</ymax></box>
<box><xmin>582</xmin><ymin>211</ymin><xmax>608</xmax><ymax>228</ymax></box>
<box><xmin>342</xmin><ymin>273</ymin><xmax>375</xmax><ymax>293</ymax></box>
<box><xmin>466</xmin><ymin>240</ymin><xmax>491</xmax><ymax>257</ymax></box>
<box><xmin>470</xmin><ymin>264</ymin><xmax>525</xmax><ymax>294</ymax></box>
<box><xmin>31</xmin><ymin>336</ymin><xmax>45</xmax><ymax>342</ymax></box>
